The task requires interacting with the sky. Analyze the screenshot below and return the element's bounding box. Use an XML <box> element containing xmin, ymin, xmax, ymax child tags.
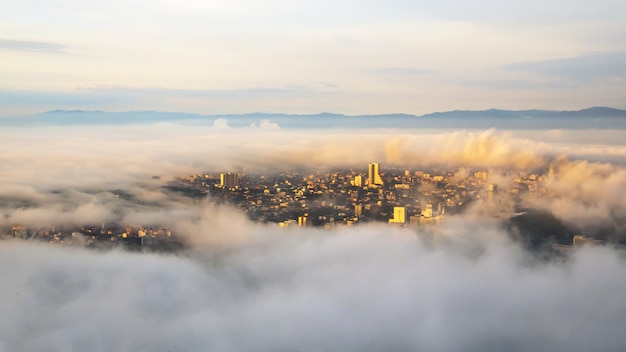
<box><xmin>2</xmin><ymin>0</ymin><xmax>626</xmax><ymax>116</ymax></box>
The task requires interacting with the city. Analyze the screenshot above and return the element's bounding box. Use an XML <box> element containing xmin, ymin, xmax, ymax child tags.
<box><xmin>6</xmin><ymin>161</ymin><xmax>606</xmax><ymax>254</ymax></box>
<box><xmin>179</xmin><ymin>162</ymin><xmax>502</xmax><ymax>228</ymax></box>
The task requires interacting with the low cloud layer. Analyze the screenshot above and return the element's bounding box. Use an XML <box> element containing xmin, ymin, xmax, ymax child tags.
<box><xmin>1</xmin><ymin>125</ymin><xmax>626</xmax><ymax>231</ymax></box>
<box><xmin>2</xmin><ymin>124</ymin><xmax>619</xmax><ymax>190</ymax></box>
<box><xmin>1</xmin><ymin>124</ymin><xmax>626</xmax><ymax>350</ymax></box>
<box><xmin>1</xmin><ymin>216</ymin><xmax>626</xmax><ymax>351</ymax></box>
<box><xmin>529</xmin><ymin>160</ymin><xmax>626</xmax><ymax>233</ymax></box>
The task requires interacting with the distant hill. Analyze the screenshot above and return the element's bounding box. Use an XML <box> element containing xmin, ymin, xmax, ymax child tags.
<box><xmin>419</xmin><ymin>106</ymin><xmax>626</xmax><ymax>120</ymax></box>
<box><xmin>414</xmin><ymin>106</ymin><xmax>626</xmax><ymax>129</ymax></box>
<box><xmin>2</xmin><ymin>107</ymin><xmax>626</xmax><ymax>129</ymax></box>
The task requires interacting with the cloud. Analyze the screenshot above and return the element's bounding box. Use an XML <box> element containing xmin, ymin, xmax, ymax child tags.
<box><xmin>0</xmin><ymin>38</ymin><xmax>70</xmax><ymax>54</ymax></box>
<box><xmin>2</xmin><ymin>125</ymin><xmax>625</xmax><ymax>194</ymax></box>
<box><xmin>373</xmin><ymin>67</ymin><xmax>436</xmax><ymax>76</ymax></box>
<box><xmin>526</xmin><ymin>160</ymin><xmax>626</xmax><ymax>234</ymax></box>
<box><xmin>0</xmin><ymin>126</ymin><xmax>553</xmax><ymax>192</ymax></box>
<box><xmin>504</xmin><ymin>52</ymin><xmax>626</xmax><ymax>83</ymax></box>
<box><xmin>2</xmin><ymin>124</ymin><xmax>625</xmax><ymax>240</ymax></box>
<box><xmin>0</xmin><ymin>122</ymin><xmax>624</xmax><ymax>349</ymax></box>
<box><xmin>212</xmin><ymin>118</ymin><xmax>230</xmax><ymax>129</ymax></box>
<box><xmin>251</xmin><ymin>119</ymin><xmax>280</xmax><ymax>129</ymax></box>
<box><xmin>1</xmin><ymin>216</ymin><xmax>626</xmax><ymax>351</ymax></box>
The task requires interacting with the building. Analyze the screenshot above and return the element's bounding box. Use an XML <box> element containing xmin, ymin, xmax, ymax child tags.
<box><xmin>12</xmin><ymin>225</ymin><xmax>27</xmax><ymax>239</ymax></box>
<box><xmin>353</xmin><ymin>175</ymin><xmax>363</xmax><ymax>187</ymax></box>
<box><xmin>421</xmin><ymin>204</ymin><xmax>433</xmax><ymax>218</ymax></box>
<box><xmin>573</xmin><ymin>235</ymin><xmax>605</xmax><ymax>246</ymax></box>
<box><xmin>354</xmin><ymin>204</ymin><xmax>363</xmax><ymax>217</ymax></box>
<box><xmin>414</xmin><ymin>203</ymin><xmax>445</xmax><ymax>227</ymax></box>
<box><xmin>141</xmin><ymin>236</ymin><xmax>159</xmax><ymax>246</ymax></box>
<box><xmin>298</xmin><ymin>215</ymin><xmax>308</xmax><ymax>227</ymax></box>
<box><xmin>389</xmin><ymin>206</ymin><xmax>407</xmax><ymax>224</ymax></box>
<box><xmin>220</xmin><ymin>173</ymin><xmax>239</xmax><ymax>188</ymax></box>
<box><xmin>368</xmin><ymin>163</ymin><xmax>383</xmax><ymax>186</ymax></box>
<box><xmin>474</xmin><ymin>171</ymin><xmax>488</xmax><ymax>180</ymax></box>
<box><xmin>279</xmin><ymin>219</ymin><xmax>297</xmax><ymax>228</ymax></box>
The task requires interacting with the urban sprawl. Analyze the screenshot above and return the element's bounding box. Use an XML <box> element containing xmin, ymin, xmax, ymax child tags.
<box><xmin>4</xmin><ymin>163</ymin><xmax>609</xmax><ymax>253</ymax></box>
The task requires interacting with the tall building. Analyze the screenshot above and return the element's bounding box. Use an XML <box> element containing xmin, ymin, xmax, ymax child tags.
<box><xmin>220</xmin><ymin>173</ymin><xmax>239</xmax><ymax>188</ymax></box>
<box><xmin>353</xmin><ymin>175</ymin><xmax>363</xmax><ymax>187</ymax></box>
<box><xmin>354</xmin><ymin>204</ymin><xmax>363</xmax><ymax>217</ymax></box>
<box><xmin>368</xmin><ymin>162</ymin><xmax>383</xmax><ymax>186</ymax></box>
<box><xmin>388</xmin><ymin>207</ymin><xmax>407</xmax><ymax>224</ymax></box>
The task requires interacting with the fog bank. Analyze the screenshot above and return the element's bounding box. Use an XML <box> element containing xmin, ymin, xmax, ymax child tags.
<box><xmin>1</xmin><ymin>218</ymin><xmax>626</xmax><ymax>351</ymax></box>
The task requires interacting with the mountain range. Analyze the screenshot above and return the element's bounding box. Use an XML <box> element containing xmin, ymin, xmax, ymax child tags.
<box><xmin>2</xmin><ymin>106</ymin><xmax>626</xmax><ymax>129</ymax></box>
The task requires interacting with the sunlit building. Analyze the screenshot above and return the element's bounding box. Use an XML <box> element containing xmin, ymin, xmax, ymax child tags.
<box><xmin>413</xmin><ymin>203</ymin><xmax>445</xmax><ymax>227</ymax></box>
<box><xmin>220</xmin><ymin>173</ymin><xmax>239</xmax><ymax>188</ymax></box>
<box><xmin>421</xmin><ymin>204</ymin><xmax>433</xmax><ymax>218</ymax></box>
<box><xmin>368</xmin><ymin>162</ymin><xmax>383</xmax><ymax>186</ymax></box>
<box><xmin>474</xmin><ymin>171</ymin><xmax>488</xmax><ymax>180</ymax></box>
<box><xmin>389</xmin><ymin>206</ymin><xmax>407</xmax><ymax>224</ymax></box>
<box><xmin>573</xmin><ymin>235</ymin><xmax>605</xmax><ymax>246</ymax></box>
<box><xmin>353</xmin><ymin>175</ymin><xmax>363</xmax><ymax>187</ymax></box>
<box><xmin>298</xmin><ymin>215</ymin><xmax>308</xmax><ymax>227</ymax></box>
<box><xmin>354</xmin><ymin>204</ymin><xmax>363</xmax><ymax>217</ymax></box>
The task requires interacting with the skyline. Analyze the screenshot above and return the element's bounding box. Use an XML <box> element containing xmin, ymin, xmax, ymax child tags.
<box><xmin>2</xmin><ymin>0</ymin><xmax>626</xmax><ymax>116</ymax></box>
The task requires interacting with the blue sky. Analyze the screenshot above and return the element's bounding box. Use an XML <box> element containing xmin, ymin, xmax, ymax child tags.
<box><xmin>1</xmin><ymin>0</ymin><xmax>625</xmax><ymax>116</ymax></box>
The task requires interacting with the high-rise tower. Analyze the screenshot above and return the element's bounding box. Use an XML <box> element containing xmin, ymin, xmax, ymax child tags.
<box><xmin>368</xmin><ymin>162</ymin><xmax>383</xmax><ymax>186</ymax></box>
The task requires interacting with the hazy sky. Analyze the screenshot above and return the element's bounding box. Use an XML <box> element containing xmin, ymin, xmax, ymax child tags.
<box><xmin>2</xmin><ymin>0</ymin><xmax>626</xmax><ymax>115</ymax></box>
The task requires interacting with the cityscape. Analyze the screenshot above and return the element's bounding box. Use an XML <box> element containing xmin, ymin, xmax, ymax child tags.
<box><xmin>182</xmin><ymin>163</ymin><xmax>508</xmax><ymax>227</ymax></box>
<box><xmin>5</xmin><ymin>161</ymin><xmax>617</xmax><ymax>255</ymax></box>
<box><xmin>3</xmin><ymin>0</ymin><xmax>626</xmax><ymax>350</ymax></box>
